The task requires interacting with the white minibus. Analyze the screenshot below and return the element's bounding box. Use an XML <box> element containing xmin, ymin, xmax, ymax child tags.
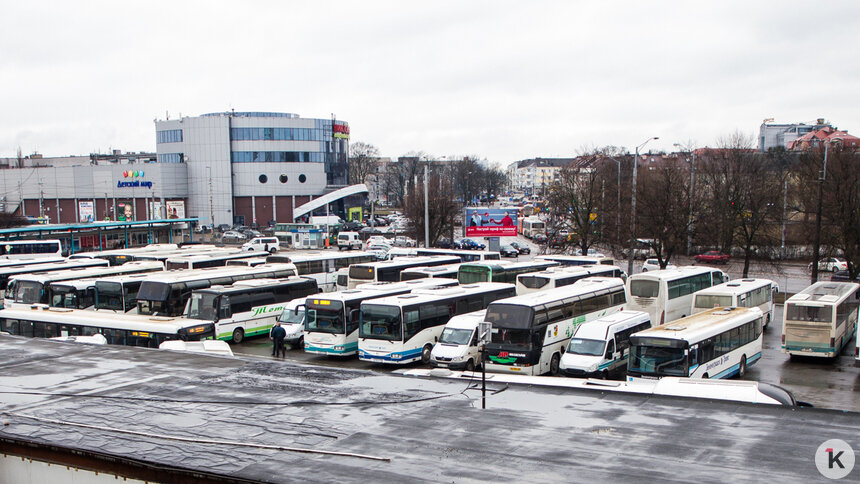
<box><xmin>559</xmin><ymin>311</ymin><xmax>652</xmax><ymax>379</ymax></box>
<box><xmin>429</xmin><ymin>309</ymin><xmax>487</xmax><ymax>371</ymax></box>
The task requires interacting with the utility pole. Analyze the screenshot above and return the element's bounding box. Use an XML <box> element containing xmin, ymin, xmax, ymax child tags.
<box><xmin>424</xmin><ymin>165</ymin><xmax>430</xmax><ymax>248</ymax></box>
<box><xmin>811</xmin><ymin>141</ymin><xmax>832</xmax><ymax>284</ymax></box>
<box><xmin>627</xmin><ymin>137</ymin><xmax>658</xmax><ymax>276</ymax></box>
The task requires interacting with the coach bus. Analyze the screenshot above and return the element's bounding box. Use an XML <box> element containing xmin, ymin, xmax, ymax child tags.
<box><xmin>358</xmin><ymin>282</ymin><xmax>516</xmax><ymax>364</ymax></box>
<box><xmin>165</xmin><ymin>250</ymin><xmax>270</xmax><ymax>270</ymax></box>
<box><xmin>347</xmin><ymin>256</ymin><xmax>461</xmax><ymax>289</ymax></box>
<box><xmin>782</xmin><ymin>281</ymin><xmax>859</xmax><ymax>358</ymax></box>
<box><xmin>135</xmin><ymin>263</ymin><xmax>297</xmax><ymax>317</ymax></box>
<box><xmin>4</xmin><ymin>261</ymin><xmax>164</xmax><ymax>309</ymax></box>
<box><xmin>399</xmin><ymin>263</ymin><xmax>462</xmax><ymax>282</ymax></box>
<box><xmin>69</xmin><ymin>244</ymin><xmax>185</xmax><ymax>265</ymax></box>
<box><xmin>0</xmin><ymin>239</ymin><xmax>63</xmax><ymax>259</ymax></box>
<box><xmin>692</xmin><ymin>278</ymin><xmax>777</xmax><ymax>328</ymax></box>
<box><xmin>535</xmin><ymin>254</ymin><xmax>617</xmax><ymax>267</ymax></box>
<box><xmin>627</xmin><ymin>266</ymin><xmax>729</xmax><ymax>326</ymax></box>
<box><xmin>266</xmin><ymin>251</ymin><xmax>377</xmax><ymax>292</ymax></box>
<box><xmin>186</xmin><ymin>277</ymin><xmax>319</xmax><ymax>343</ymax></box>
<box><xmin>628</xmin><ymin>306</ymin><xmax>764</xmax><ymax>379</ymax></box>
<box><xmin>457</xmin><ymin>260</ymin><xmax>558</xmax><ymax>285</ymax></box>
<box><xmin>516</xmin><ymin>264</ymin><xmax>626</xmax><ymax>295</ymax></box>
<box><xmin>483</xmin><ymin>277</ymin><xmax>627</xmax><ymax>376</ymax></box>
<box><xmin>93</xmin><ymin>273</ymin><xmax>156</xmax><ymax>313</ymax></box>
<box><xmin>0</xmin><ymin>306</ymin><xmax>214</xmax><ymax>348</ymax></box>
<box><xmin>302</xmin><ymin>279</ymin><xmax>459</xmax><ymax>356</ymax></box>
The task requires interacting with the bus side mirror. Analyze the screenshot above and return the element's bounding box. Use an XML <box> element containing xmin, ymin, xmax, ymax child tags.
<box><xmin>348</xmin><ymin>308</ymin><xmax>360</xmax><ymax>321</ymax></box>
<box><xmin>295</xmin><ymin>304</ymin><xmax>306</xmax><ymax>315</ymax></box>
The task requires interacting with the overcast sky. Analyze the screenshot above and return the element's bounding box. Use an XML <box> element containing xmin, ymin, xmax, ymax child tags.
<box><xmin>2</xmin><ymin>1</ymin><xmax>858</xmax><ymax>166</ymax></box>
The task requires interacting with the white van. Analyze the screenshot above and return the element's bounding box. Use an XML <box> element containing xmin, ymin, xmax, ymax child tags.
<box><xmin>276</xmin><ymin>297</ymin><xmax>307</xmax><ymax>348</ymax></box>
<box><xmin>429</xmin><ymin>310</ymin><xmax>487</xmax><ymax>371</ymax></box>
<box><xmin>242</xmin><ymin>237</ymin><xmax>280</xmax><ymax>253</ymax></box>
<box><xmin>559</xmin><ymin>311</ymin><xmax>652</xmax><ymax>379</ymax></box>
<box><xmin>337</xmin><ymin>232</ymin><xmax>362</xmax><ymax>250</ymax></box>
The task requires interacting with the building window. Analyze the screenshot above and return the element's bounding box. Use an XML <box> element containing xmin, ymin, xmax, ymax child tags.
<box><xmin>298</xmin><ymin>174</ymin><xmax>307</xmax><ymax>183</ymax></box>
<box><xmin>259</xmin><ymin>174</ymin><xmax>268</xmax><ymax>184</ymax></box>
<box><xmin>279</xmin><ymin>174</ymin><xmax>288</xmax><ymax>183</ymax></box>
<box><xmin>157</xmin><ymin>153</ymin><xmax>183</xmax><ymax>163</ymax></box>
<box><xmin>231</xmin><ymin>151</ymin><xmax>323</xmax><ymax>163</ymax></box>
<box><xmin>229</xmin><ymin>128</ymin><xmax>325</xmax><ymax>142</ymax></box>
<box><xmin>156</xmin><ymin>129</ymin><xmax>183</xmax><ymax>144</ymax></box>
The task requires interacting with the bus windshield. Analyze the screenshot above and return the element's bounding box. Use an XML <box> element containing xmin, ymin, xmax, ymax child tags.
<box><xmin>349</xmin><ymin>266</ymin><xmax>375</xmax><ymax>282</ymax></box>
<box><xmin>439</xmin><ymin>327</ymin><xmax>472</xmax><ymax>345</ymax></box>
<box><xmin>95</xmin><ymin>282</ymin><xmax>125</xmax><ymax>311</ymax></box>
<box><xmin>490</xmin><ymin>328</ymin><xmax>533</xmax><ymax>349</ymax></box>
<box><xmin>458</xmin><ymin>266</ymin><xmax>491</xmax><ymax>284</ymax></box>
<box><xmin>306</xmin><ymin>301</ymin><xmax>345</xmax><ymax>334</ymax></box>
<box><xmin>485</xmin><ymin>304</ymin><xmax>534</xmax><ymax>330</ymax></box>
<box><xmin>567</xmin><ymin>338</ymin><xmax>605</xmax><ymax>356</ymax></box>
<box><xmin>360</xmin><ymin>304</ymin><xmax>401</xmax><ymax>341</ymax></box>
<box><xmin>695</xmin><ymin>295</ymin><xmax>732</xmax><ymax>309</ymax></box>
<box><xmin>13</xmin><ymin>281</ymin><xmax>44</xmax><ymax>304</ymax></box>
<box><xmin>278</xmin><ymin>306</ymin><xmax>305</xmax><ymax>325</ymax></box>
<box><xmin>187</xmin><ymin>293</ymin><xmax>219</xmax><ymax>321</ymax></box>
<box><xmin>630</xmin><ymin>280</ymin><xmax>659</xmax><ymax>298</ymax></box>
<box><xmin>629</xmin><ymin>344</ymin><xmax>687</xmax><ymax>376</ymax></box>
<box><xmin>785</xmin><ymin>304</ymin><xmax>832</xmax><ymax>323</ymax></box>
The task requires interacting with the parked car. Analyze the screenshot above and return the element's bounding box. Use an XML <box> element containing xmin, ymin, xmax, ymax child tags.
<box><xmin>574</xmin><ymin>248</ymin><xmax>605</xmax><ymax>258</ymax></box>
<box><xmin>337</xmin><ymin>231</ymin><xmax>363</xmax><ymax>250</ymax></box>
<box><xmin>809</xmin><ymin>257</ymin><xmax>848</xmax><ymax>272</ymax></box>
<box><xmin>340</xmin><ymin>221</ymin><xmax>365</xmax><ymax>232</ymax></box>
<box><xmin>434</xmin><ymin>237</ymin><xmax>453</xmax><ymax>249</ymax></box>
<box><xmin>359</xmin><ymin>226</ymin><xmax>384</xmax><ymax>236</ymax></box>
<box><xmin>509</xmin><ymin>241</ymin><xmax>530</xmax><ymax>255</ymax></box>
<box><xmin>533</xmin><ymin>233</ymin><xmax>548</xmax><ymax>244</ymax></box>
<box><xmin>392</xmin><ymin>236</ymin><xmax>416</xmax><ymax>248</ymax></box>
<box><xmin>366</xmin><ymin>244</ymin><xmax>391</xmax><ymax>260</ymax></box>
<box><xmin>241</xmin><ymin>237</ymin><xmax>280</xmax><ymax>253</ymax></box>
<box><xmin>216</xmin><ymin>224</ymin><xmax>231</xmax><ymax>233</ymax></box>
<box><xmin>499</xmin><ymin>244</ymin><xmax>519</xmax><ymax>258</ymax></box>
<box><xmin>694</xmin><ymin>251</ymin><xmax>730</xmax><ymax>265</ymax></box>
<box><xmin>364</xmin><ymin>235</ymin><xmax>390</xmax><ymax>248</ymax></box>
<box><xmin>221</xmin><ymin>231</ymin><xmax>247</xmax><ymax>243</ymax></box>
<box><xmin>642</xmin><ymin>258</ymin><xmax>677</xmax><ymax>272</ymax></box>
<box><xmin>457</xmin><ymin>238</ymin><xmax>486</xmax><ymax>250</ymax></box>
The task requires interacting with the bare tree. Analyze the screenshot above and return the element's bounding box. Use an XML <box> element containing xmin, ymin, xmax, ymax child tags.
<box><xmin>404</xmin><ymin>174</ymin><xmax>459</xmax><ymax>247</ymax></box>
<box><xmin>348</xmin><ymin>141</ymin><xmax>379</xmax><ymax>186</ymax></box>
<box><xmin>545</xmin><ymin>160</ymin><xmax>604</xmax><ymax>254</ymax></box>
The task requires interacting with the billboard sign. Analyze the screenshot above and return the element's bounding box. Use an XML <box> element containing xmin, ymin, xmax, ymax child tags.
<box><xmin>166</xmin><ymin>200</ymin><xmax>185</xmax><ymax>219</ymax></box>
<box><xmin>78</xmin><ymin>201</ymin><xmax>94</xmax><ymax>223</ymax></box>
<box><xmin>465</xmin><ymin>207</ymin><xmax>518</xmax><ymax>237</ymax></box>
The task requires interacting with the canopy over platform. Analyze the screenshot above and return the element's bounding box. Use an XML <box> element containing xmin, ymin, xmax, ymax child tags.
<box><xmin>293</xmin><ymin>184</ymin><xmax>367</xmax><ymax>221</ymax></box>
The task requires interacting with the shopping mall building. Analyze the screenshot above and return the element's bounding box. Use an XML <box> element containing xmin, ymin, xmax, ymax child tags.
<box><xmin>0</xmin><ymin>111</ymin><xmax>360</xmax><ymax>227</ymax></box>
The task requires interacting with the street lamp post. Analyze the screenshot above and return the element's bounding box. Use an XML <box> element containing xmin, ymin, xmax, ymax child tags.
<box><xmin>674</xmin><ymin>143</ymin><xmax>696</xmax><ymax>255</ymax></box>
<box><xmin>604</xmin><ymin>156</ymin><xmax>622</xmax><ymax>243</ymax></box>
<box><xmin>627</xmin><ymin>137</ymin><xmax>659</xmax><ymax>276</ymax></box>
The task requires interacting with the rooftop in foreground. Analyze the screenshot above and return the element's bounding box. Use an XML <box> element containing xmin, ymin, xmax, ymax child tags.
<box><xmin>0</xmin><ymin>335</ymin><xmax>856</xmax><ymax>483</ymax></box>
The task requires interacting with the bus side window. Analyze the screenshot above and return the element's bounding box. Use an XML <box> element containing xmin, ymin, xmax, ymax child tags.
<box><xmin>689</xmin><ymin>345</ymin><xmax>699</xmax><ymax>366</ymax></box>
<box><xmin>471</xmin><ymin>330</ymin><xmax>478</xmax><ymax>347</ymax></box>
<box><xmin>605</xmin><ymin>340</ymin><xmax>615</xmax><ymax>359</ymax></box>
<box><xmin>219</xmin><ymin>296</ymin><xmax>232</xmax><ymax>320</ymax></box>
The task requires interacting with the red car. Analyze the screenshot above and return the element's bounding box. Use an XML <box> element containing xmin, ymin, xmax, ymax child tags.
<box><xmin>694</xmin><ymin>251</ymin><xmax>730</xmax><ymax>264</ymax></box>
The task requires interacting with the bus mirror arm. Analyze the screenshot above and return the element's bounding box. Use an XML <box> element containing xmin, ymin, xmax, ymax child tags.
<box><xmin>295</xmin><ymin>304</ymin><xmax>306</xmax><ymax>315</ymax></box>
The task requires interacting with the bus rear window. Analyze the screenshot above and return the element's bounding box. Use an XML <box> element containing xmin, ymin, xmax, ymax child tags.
<box><xmin>518</xmin><ymin>276</ymin><xmax>549</xmax><ymax>289</ymax></box>
<box><xmin>349</xmin><ymin>266</ymin><xmax>375</xmax><ymax>281</ymax></box>
<box><xmin>785</xmin><ymin>304</ymin><xmax>832</xmax><ymax>323</ymax></box>
<box><xmin>695</xmin><ymin>295</ymin><xmax>732</xmax><ymax>309</ymax></box>
<box><xmin>630</xmin><ymin>280</ymin><xmax>659</xmax><ymax>298</ymax></box>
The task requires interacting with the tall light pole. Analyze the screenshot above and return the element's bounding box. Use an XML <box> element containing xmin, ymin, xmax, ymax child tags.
<box><xmin>424</xmin><ymin>165</ymin><xmax>430</xmax><ymax>248</ymax></box>
<box><xmin>674</xmin><ymin>143</ymin><xmax>696</xmax><ymax>255</ymax></box>
<box><xmin>604</xmin><ymin>156</ymin><xmax>622</xmax><ymax>243</ymax></box>
<box><xmin>627</xmin><ymin>137</ymin><xmax>659</xmax><ymax>276</ymax></box>
<box><xmin>811</xmin><ymin>138</ymin><xmax>840</xmax><ymax>284</ymax></box>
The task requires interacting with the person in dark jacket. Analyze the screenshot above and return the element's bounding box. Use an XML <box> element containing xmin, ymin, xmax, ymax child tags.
<box><xmin>270</xmin><ymin>321</ymin><xmax>287</xmax><ymax>357</ymax></box>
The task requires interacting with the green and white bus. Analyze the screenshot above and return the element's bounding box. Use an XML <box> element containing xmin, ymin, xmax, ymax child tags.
<box><xmin>457</xmin><ymin>260</ymin><xmax>559</xmax><ymax>285</ymax></box>
<box><xmin>782</xmin><ymin>281</ymin><xmax>859</xmax><ymax>358</ymax></box>
<box><xmin>185</xmin><ymin>277</ymin><xmax>319</xmax><ymax>343</ymax></box>
<box><xmin>484</xmin><ymin>277</ymin><xmax>627</xmax><ymax>376</ymax></box>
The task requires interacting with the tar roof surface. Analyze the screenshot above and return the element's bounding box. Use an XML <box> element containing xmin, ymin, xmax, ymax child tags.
<box><xmin>0</xmin><ymin>335</ymin><xmax>856</xmax><ymax>483</ymax></box>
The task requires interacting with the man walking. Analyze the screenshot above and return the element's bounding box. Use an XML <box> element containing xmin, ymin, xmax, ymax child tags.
<box><xmin>270</xmin><ymin>321</ymin><xmax>286</xmax><ymax>357</ymax></box>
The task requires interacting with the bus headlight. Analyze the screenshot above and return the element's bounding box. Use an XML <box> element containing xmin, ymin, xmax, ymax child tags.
<box><xmin>392</xmin><ymin>354</ymin><xmax>401</xmax><ymax>359</ymax></box>
<box><xmin>334</xmin><ymin>346</ymin><xmax>344</xmax><ymax>351</ymax></box>
<box><xmin>588</xmin><ymin>363</ymin><xmax>599</xmax><ymax>373</ymax></box>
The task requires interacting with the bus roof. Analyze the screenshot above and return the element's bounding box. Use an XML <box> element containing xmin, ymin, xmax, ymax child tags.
<box><xmin>353</xmin><ymin>256</ymin><xmax>461</xmax><ymax>269</ymax></box>
<box><xmin>139</xmin><ymin>263</ymin><xmax>297</xmax><ymax>284</ymax></box>
<box><xmin>786</xmin><ymin>281</ymin><xmax>860</xmax><ymax>304</ymax></box>
<box><xmin>362</xmin><ymin>282</ymin><xmax>515</xmax><ymax>307</ymax></box>
<box><xmin>489</xmin><ymin>277</ymin><xmax>625</xmax><ymax>307</ymax></box>
<box><xmin>400</xmin><ymin>263</ymin><xmax>462</xmax><ymax>274</ymax></box>
<box><xmin>0</xmin><ymin>259</ymin><xmax>109</xmax><ymax>276</ymax></box>
<box><xmin>0</xmin><ymin>306</ymin><xmax>206</xmax><ymax>332</ymax></box>
<box><xmin>444</xmin><ymin>309</ymin><xmax>488</xmax><ymax>330</ymax></box>
<box><xmin>0</xmin><ymin>257</ymin><xmax>65</xmax><ymax>268</ymax></box>
<box><xmin>268</xmin><ymin>250</ymin><xmax>376</xmax><ymax>263</ymax></box>
<box><xmin>315</xmin><ymin>279</ymin><xmax>458</xmax><ymax>303</ymax></box>
<box><xmin>574</xmin><ymin>310</ymin><xmax>651</xmax><ymax>339</ymax></box>
<box><xmin>634</xmin><ymin>306</ymin><xmax>762</xmax><ymax>342</ymax></box>
<box><xmin>519</xmin><ymin>264</ymin><xmax>621</xmax><ymax>279</ymax></box>
<box><xmin>165</xmin><ymin>251</ymin><xmax>269</xmax><ymax>263</ymax></box>
<box><xmin>695</xmin><ymin>278</ymin><xmax>775</xmax><ymax>296</ymax></box>
<box><xmin>460</xmin><ymin>260</ymin><xmax>558</xmax><ymax>270</ymax></box>
<box><xmin>194</xmin><ymin>277</ymin><xmax>315</xmax><ymax>295</ymax></box>
<box><xmin>8</xmin><ymin>260</ymin><xmax>163</xmax><ymax>284</ymax></box>
<box><xmin>628</xmin><ymin>265</ymin><xmax>723</xmax><ymax>281</ymax></box>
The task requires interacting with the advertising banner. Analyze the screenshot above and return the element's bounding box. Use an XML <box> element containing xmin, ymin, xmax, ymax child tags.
<box><xmin>117</xmin><ymin>201</ymin><xmax>134</xmax><ymax>221</ymax></box>
<box><xmin>78</xmin><ymin>201</ymin><xmax>94</xmax><ymax>223</ymax></box>
<box><xmin>149</xmin><ymin>201</ymin><xmax>164</xmax><ymax>220</ymax></box>
<box><xmin>465</xmin><ymin>207</ymin><xmax>518</xmax><ymax>237</ymax></box>
<box><xmin>166</xmin><ymin>200</ymin><xmax>185</xmax><ymax>219</ymax></box>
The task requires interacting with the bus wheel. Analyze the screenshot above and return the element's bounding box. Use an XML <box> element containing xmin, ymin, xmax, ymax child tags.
<box><xmin>232</xmin><ymin>328</ymin><xmax>244</xmax><ymax>344</ymax></box>
<box><xmin>421</xmin><ymin>344</ymin><xmax>433</xmax><ymax>364</ymax></box>
<box><xmin>465</xmin><ymin>359</ymin><xmax>475</xmax><ymax>372</ymax></box>
<box><xmin>550</xmin><ymin>353</ymin><xmax>560</xmax><ymax>376</ymax></box>
<box><xmin>702</xmin><ymin>373</ymin><xmax>709</xmax><ymax>379</ymax></box>
<box><xmin>738</xmin><ymin>356</ymin><xmax>747</xmax><ymax>378</ymax></box>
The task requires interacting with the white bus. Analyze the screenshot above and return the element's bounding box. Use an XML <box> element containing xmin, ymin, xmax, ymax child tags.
<box><xmin>627</xmin><ymin>266</ymin><xmax>729</xmax><ymax>326</ymax></box>
<box><xmin>4</xmin><ymin>260</ymin><xmax>164</xmax><ymax>309</ymax></box>
<box><xmin>516</xmin><ymin>264</ymin><xmax>626</xmax><ymax>295</ymax></box>
<box><xmin>0</xmin><ymin>258</ymin><xmax>109</xmax><ymax>291</ymax></box>
<box><xmin>358</xmin><ymin>282</ymin><xmax>516</xmax><ymax>364</ymax></box>
<box><xmin>399</xmin><ymin>263</ymin><xmax>462</xmax><ymax>281</ymax></box>
<box><xmin>185</xmin><ymin>277</ymin><xmax>320</xmax><ymax>343</ymax></box>
<box><xmin>0</xmin><ymin>239</ymin><xmax>63</xmax><ymax>259</ymax></box>
<box><xmin>47</xmin><ymin>278</ymin><xmax>98</xmax><ymax>310</ymax></box>
<box><xmin>267</xmin><ymin>251</ymin><xmax>377</xmax><ymax>292</ymax></box>
<box><xmin>521</xmin><ymin>216</ymin><xmax>546</xmax><ymax>238</ymax></box>
<box><xmin>347</xmin><ymin>256</ymin><xmax>461</xmax><ymax>289</ymax></box>
<box><xmin>0</xmin><ymin>257</ymin><xmax>64</xmax><ymax>269</ymax></box>
<box><xmin>457</xmin><ymin>260</ymin><xmax>559</xmax><ymax>285</ymax></box>
<box><xmin>536</xmin><ymin>254</ymin><xmax>617</xmax><ymax>267</ymax></box>
<box><xmin>413</xmin><ymin>248</ymin><xmax>502</xmax><ymax>262</ymax></box>
<box><xmin>483</xmin><ymin>277</ymin><xmax>628</xmax><ymax>376</ymax></box>
<box><xmin>93</xmin><ymin>273</ymin><xmax>157</xmax><ymax>313</ymax></box>
<box><xmin>165</xmin><ymin>250</ymin><xmax>270</xmax><ymax>270</ymax></box>
<box><xmin>782</xmin><ymin>281</ymin><xmax>859</xmax><ymax>358</ymax></box>
<box><xmin>69</xmin><ymin>244</ymin><xmax>185</xmax><ymax>265</ymax></box>
<box><xmin>135</xmin><ymin>263</ymin><xmax>297</xmax><ymax>317</ymax></box>
<box><xmin>692</xmin><ymin>278</ymin><xmax>778</xmax><ymax>328</ymax></box>
<box><xmin>302</xmin><ymin>279</ymin><xmax>459</xmax><ymax>356</ymax></box>
<box><xmin>0</xmin><ymin>306</ymin><xmax>215</xmax><ymax>348</ymax></box>
<box><xmin>628</xmin><ymin>306</ymin><xmax>764</xmax><ymax>380</ymax></box>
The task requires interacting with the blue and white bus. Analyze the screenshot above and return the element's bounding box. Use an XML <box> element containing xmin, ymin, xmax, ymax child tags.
<box><xmin>628</xmin><ymin>306</ymin><xmax>764</xmax><ymax>380</ymax></box>
<box><xmin>302</xmin><ymin>279</ymin><xmax>458</xmax><ymax>356</ymax></box>
<box><xmin>358</xmin><ymin>282</ymin><xmax>516</xmax><ymax>364</ymax></box>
